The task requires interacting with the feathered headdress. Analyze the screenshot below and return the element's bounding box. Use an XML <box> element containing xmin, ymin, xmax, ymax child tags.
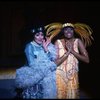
<box><xmin>45</xmin><ymin>22</ymin><xmax>93</xmax><ymax>47</ymax></box>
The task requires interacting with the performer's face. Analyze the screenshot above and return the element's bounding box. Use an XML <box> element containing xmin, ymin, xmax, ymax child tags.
<box><xmin>63</xmin><ymin>27</ymin><xmax>74</xmax><ymax>39</ymax></box>
<box><xmin>34</xmin><ymin>32</ymin><xmax>44</xmax><ymax>44</ymax></box>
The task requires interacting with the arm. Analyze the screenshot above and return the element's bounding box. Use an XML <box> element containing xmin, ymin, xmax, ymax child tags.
<box><xmin>16</xmin><ymin>43</ymin><xmax>44</xmax><ymax>88</ymax></box>
<box><xmin>25</xmin><ymin>42</ymin><xmax>56</xmax><ymax>72</ymax></box>
<box><xmin>43</xmin><ymin>37</ymin><xmax>57</xmax><ymax>61</ymax></box>
<box><xmin>47</xmin><ymin>43</ymin><xmax>58</xmax><ymax>61</ymax></box>
<box><xmin>54</xmin><ymin>40</ymin><xmax>71</xmax><ymax>66</ymax></box>
<box><xmin>54</xmin><ymin>52</ymin><xmax>70</xmax><ymax>66</ymax></box>
<box><xmin>24</xmin><ymin>43</ymin><xmax>38</xmax><ymax>68</ymax></box>
<box><xmin>70</xmin><ymin>39</ymin><xmax>89</xmax><ymax>63</ymax></box>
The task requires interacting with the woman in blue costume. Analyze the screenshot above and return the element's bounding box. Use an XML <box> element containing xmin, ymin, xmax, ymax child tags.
<box><xmin>15</xmin><ymin>26</ymin><xmax>58</xmax><ymax>99</ymax></box>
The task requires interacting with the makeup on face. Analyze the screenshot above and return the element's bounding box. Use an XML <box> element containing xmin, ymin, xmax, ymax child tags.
<box><xmin>34</xmin><ymin>32</ymin><xmax>44</xmax><ymax>44</ymax></box>
<box><xmin>63</xmin><ymin>27</ymin><xmax>74</xmax><ymax>38</ymax></box>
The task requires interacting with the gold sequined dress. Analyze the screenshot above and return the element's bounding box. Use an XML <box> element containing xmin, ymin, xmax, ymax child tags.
<box><xmin>56</xmin><ymin>39</ymin><xmax>79</xmax><ymax>99</ymax></box>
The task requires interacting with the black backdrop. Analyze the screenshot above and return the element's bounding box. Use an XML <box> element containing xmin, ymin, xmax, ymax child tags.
<box><xmin>0</xmin><ymin>1</ymin><xmax>100</xmax><ymax>98</ymax></box>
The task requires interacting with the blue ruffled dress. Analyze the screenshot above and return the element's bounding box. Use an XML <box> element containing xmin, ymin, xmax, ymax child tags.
<box><xmin>15</xmin><ymin>41</ymin><xmax>57</xmax><ymax>99</ymax></box>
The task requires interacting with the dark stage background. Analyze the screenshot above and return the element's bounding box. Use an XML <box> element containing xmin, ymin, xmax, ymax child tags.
<box><xmin>0</xmin><ymin>1</ymin><xmax>100</xmax><ymax>98</ymax></box>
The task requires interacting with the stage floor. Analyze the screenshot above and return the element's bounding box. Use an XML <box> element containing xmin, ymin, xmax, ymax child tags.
<box><xmin>0</xmin><ymin>67</ymin><xmax>92</xmax><ymax>99</ymax></box>
<box><xmin>0</xmin><ymin>68</ymin><xmax>16</xmax><ymax>79</ymax></box>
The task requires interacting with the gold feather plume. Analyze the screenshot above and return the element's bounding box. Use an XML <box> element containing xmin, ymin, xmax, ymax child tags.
<box><xmin>74</xmin><ymin>23</ymin><xmax>93</xmax><ymax>46</ymax></box>
<box><xmin>45</xmin><ymin>23</ymin><xmax>63</xmax><ymax>40</ymax></box>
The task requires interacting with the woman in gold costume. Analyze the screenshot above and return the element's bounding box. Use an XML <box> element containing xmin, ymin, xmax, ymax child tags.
<box><xmin>45</xmin><ymin>22</ymin><xmax>93</xmax><ymax>99</ymax></box>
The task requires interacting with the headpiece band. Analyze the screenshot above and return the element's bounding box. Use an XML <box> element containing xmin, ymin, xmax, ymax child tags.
<box><xmin>62</xmin><ymin>23</ymin><xmax>74</xmax><ymax>28</ymax></box>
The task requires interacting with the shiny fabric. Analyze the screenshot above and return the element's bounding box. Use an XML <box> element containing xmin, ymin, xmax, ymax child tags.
<box><xmin>15</xmin><ymin>41</ymin><xmax>57</xmax><ymax>99</ymax></box>
<box><xmin>56</xmin><ymin>39</ymin><xmax>79</xmax><ymax>99</ymax></box>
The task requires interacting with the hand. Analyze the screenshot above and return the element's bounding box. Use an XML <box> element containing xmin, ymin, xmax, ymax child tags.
<box><xmin>42</xmin><ymin>37</ymin><xmax>51</xmax><ymax>52</ymax></box>
<box><xmin>66</xmin><ymin>41</ymin><xmax>74</xmax><ymax>53</ymax></box>
<box><xmin>66</xmin><ymin>41</ymin><xmax>73</xmax><ymax>51</ymax></box>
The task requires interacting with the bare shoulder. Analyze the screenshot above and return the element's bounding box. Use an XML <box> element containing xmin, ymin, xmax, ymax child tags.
<box><xmin>54</xmin><ymin>39</ymin><xmax>59</xmax><ymax>45</ymax></box>
<box><xmin>55</xmin><ymin>39</ymin><xmax>64</xmax><ymax>43</ymax></box>
<box><xmin>77</xmin><ymin>38</ymin><xmax>84</xmax><ymax>44</ymax></box>
<box><xmin>60</xmin><ymin>39</ymin><xmax>65</xmax><ymax>43</ymax></box>
<box><xmin>77</xmin><ymin>38</ymin><xmax>86</xmax><ymax>48</ymax></box>
<box><xmin>77</xmin><ymin>38</ymin><xmax>81</xmax><ymax>42</ymax></box>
